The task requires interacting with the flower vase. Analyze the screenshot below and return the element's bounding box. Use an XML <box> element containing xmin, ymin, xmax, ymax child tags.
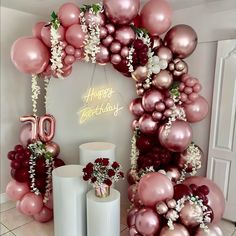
<box><xmin>95</xmin><ymin>184</ymin><xmax>110</xmax><ymax>198</ymax></box>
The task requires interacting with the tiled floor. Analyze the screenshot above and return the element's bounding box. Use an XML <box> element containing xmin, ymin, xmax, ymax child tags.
<box><xmin>0</xmin><ymin>201</ymin><xmax>235</xmax><ymax>236</ymax></box>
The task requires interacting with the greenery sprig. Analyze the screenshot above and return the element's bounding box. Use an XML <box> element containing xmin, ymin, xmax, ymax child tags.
<box><xmin>130</xmin><ymin>25</ymin><xmax>149</xmax><ymax>36</ymax></box>
<box><xmin>80</xmin><ymin>3</ymin><xmax>103</xmax><ymax>14</ymax></box>
<box><xmin>51</xmin><ymin>11</ymin><xmax>60</xmax><ymax>30</ymax></box>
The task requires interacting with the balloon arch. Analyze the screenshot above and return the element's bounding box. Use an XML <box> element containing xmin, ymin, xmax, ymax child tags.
<box><xmin>8</xmin><ymin>0</ymin><xmax>225</xmax><ymax>235</ymax></box>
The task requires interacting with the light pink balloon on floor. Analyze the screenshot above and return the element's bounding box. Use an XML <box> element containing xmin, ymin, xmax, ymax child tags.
<box><xmin>33</xmin><ymin>206</ymin><xmax>53</xmax><ymax>223</ymax></box>
<box><xmin>6</xmin><ymin>180</ymin><xmax>30</xmax><ymax>201</ymax></box>
<box><xmin>32</xmin><ymin>22</ymin><xmax>46</xmax><ymax>39</ymax></box>
<box><xmin>16</xmin><ymin>200</ymin><xmax>23</xmax><ymax>213</ymax></box>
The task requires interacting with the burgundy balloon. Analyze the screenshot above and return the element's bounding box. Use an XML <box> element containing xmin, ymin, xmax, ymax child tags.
<box><xmin>142</xmin><ymin>89</ymin><xmax>164</xmax><ymax>112</ymax></box>
<box><xmin>41</xmin><ymin>26</ymin><xmax>65</xmax><ymax>47</ymax></box>
<box><xmin>111</xmin><ymin>54</ymin><xmax>122</xmax><ymax>65</ymax></box>
<box><xmin>32</xmin><ymin>22</ymin><xmax>46</xmax><ymax>39</ymax></box>
<box><xmin>129</xmin><ymin>98</ymin><xmax>145</xmax><ymax>117</ymax></box>
<box><xmin>13</xmin><ymin>168</ymin><xmax>30</xmax><ymax>183</ymax></box>
<box><xmin>11</xmin><ymin>37</ymin><xmax>50</xmax><ymax>75</ymax></box>
<box><xmin>184</xmin><ymin>96</ymin><xmax>209</xmax><ymax>123</ymax></box>
<box><xmin>103</xmin><ymin>0</ymin><xmax>140</xmax><ymax>25</ymax></box>
<box><xmin>155</xmin><ymin>46</ymin><xmax>173</xmax><ymax>62</ymax></box>
<box><xmin>136</xmin><ymin>135</ymin><xmax>153</xmax><ymax>152</ymax></box>
<box><xmin>159</xmin><ymin>120</ymin><xmax>193</xmax><ymax>152</ymax></box>
<box><xmin>84</xmin><ymin>11</ymin><xmax>105</xmax><ymax>26</ymax></box>
<box><xmin>139</xmin><ymin>114</ymin><xmax>158</xmax><ymax>134</ymax></box>
<box><xmin>164</xmin><ymin>24</ymin><xmax>198</xmax><ymax>59</ymax></box>
<box><xmin>174</xmin><ymin>184</ymin><xmax>192</xmax><ymax>200</ymax></box>
<box><xmin>115</xmin><ymin>26</ymin><xmax>136</xmax><ymax>46</ymax></box>
<box><xmin>54</xmin><ymin>158</ymin><xmax>66</xmax><ymax>168</ymax></box>
<box><xmin>96</xmin><ymin>45</ymin><xmax>110</xmax><ymax>65</ymax></box>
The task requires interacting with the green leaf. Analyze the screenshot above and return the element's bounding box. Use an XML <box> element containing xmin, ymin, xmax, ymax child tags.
<box><xmin>51</xmin><ymin>11</ymin><xmax>57</xmax><ymax>20</ymax></box>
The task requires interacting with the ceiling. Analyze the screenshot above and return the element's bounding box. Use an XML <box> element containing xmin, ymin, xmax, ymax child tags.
<box><xmin>1</xmin><ymin>0</ymin><xmax>223</xmax><ymax>18</ymax></box>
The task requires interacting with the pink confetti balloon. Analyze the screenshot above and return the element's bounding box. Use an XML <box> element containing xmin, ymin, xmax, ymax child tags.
<box><xmin>139</xmin><ymin>114</ymin><xmax>158</xmax><ymax>134</ymax></box>
<box><xmin>11</xmin><ymin>37</ymin><xmax>50</xmax><ymax>74</ymax></box>
<box><xmin>142</xmin><ymin>89</ymin><xmax>164</xmax><ymax>112</ymax></box>
<box><xmin>96</xmin><ymin>45</ymin><xmax>110</xmax><ymax>65</ymax></box>
<box><xmin>65</xmin><ymin>24</ymin><xmax>86</xmax><ymax>49</ymax></box>
<box><xmin>58</xmin><ymin>3</ymin><xmax>80</xmax><ymax>27</ymax></box>
<box><xmin>160</xmin><ymin>224</ymin><xmax>190</xmax><ymax>236</ymax></box>
<box><xmin>103</xmin><ymin>0</ymin><xmax>140</xmax><ymax>25</ymax></box>
<box><xmin>135</xmin><ymin>208</ymin><xmax>160</xmax><ymax>235</ymax></box>
<box><xmin>32</xmin><ymin>22</ymin><xmax>46</xmax><ymax>39</ymax></box>
<box><xmin>33</xmin><ymin>206</ymin><xmax>53</xmax><ymax>223</ymax></box>
<box><xmin>195</xmin><ymin>223</ymin><xmax>223</xmax><ymax>236</ymax></box>
<box><xmin>138</xmin><ymin>172</ymin><xmax>174</xmax><ymax>207</ymax></box>
<box><xmin>141</xmin><ymin>0</ymin><xmax>172</xmax><ymax>36</ymax></box>
<box><xmin>115</xmin><ymin>26</ymin><xmax>135</xmax><ymax>46</ymax></box>
<box><xmin>20</xmin><ymin>193</ymin><xmax>43</xmax><ymax>216</ymax></box>
<box><xmin>6</xmin><ymin>180</ymin><xmax>30</xmax><ymax>201</ymax></box>
<box><xmin>184</xmin><ymin>176</ymin><xmax>225</xmax><ymax>223</ymax></box>
<box><xmin>45</xmin><ymin>141</ymin><xmax>60</xmax><ymax>157</ymax></box>
<box><xmin>129</xmin><ymin>98</ymin><xmax>145</xmax><ymax>117</ymax></box>
<box><xmin>159</xmin><ymin>120</ymin><xmax>192</xmax><ymax>152</ymax></box>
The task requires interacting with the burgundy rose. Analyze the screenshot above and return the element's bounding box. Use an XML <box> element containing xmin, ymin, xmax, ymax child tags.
<box><xmin>102</xmin><ymin>158</ymin><xmax>109</xmax><ymax>166</ymax></box>
<box><xmin>108</xmin><ymin>169</ymin><xmax>115</xmax><ymax>177</ymax></box>
<box><xmin>118</xmin><ymin>171</ymin><xmax>124</xmax><ymax>178</ymax></box>
<box><xmin>91</xmin><ymin>177</ymin><xmax>97</xmax><ymax>183</ymax></box>
<box><xmin>104</xmin><ymin>179</ymin><xmax>112</xmax><ymax>186</ymax></box>
<box><xmin>95</xmin><ymin>158</ymin><xmax>102</xmax><ymax>163</ymax></box>
<box><xmin>112</xmin><ymin>161</ymin><xmax>120</xmax><ymax>169</ymax></box>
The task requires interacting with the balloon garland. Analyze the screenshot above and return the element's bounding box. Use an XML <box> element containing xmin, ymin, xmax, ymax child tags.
<box><xmin>9</xmin><ymin>0</ymin><xmax>225</xmax><ymax>234</ymax></box>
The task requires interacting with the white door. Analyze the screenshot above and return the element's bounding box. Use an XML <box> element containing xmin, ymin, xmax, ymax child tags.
<box><xmin>207</xmin><ymin>39</ymin><xmax>236</xmax><ymax>222</ymax></box>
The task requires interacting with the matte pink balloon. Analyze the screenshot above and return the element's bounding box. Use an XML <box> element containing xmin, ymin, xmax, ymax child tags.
<box><xmin>195</xmin><ymin>223</ymin><xmax>223</xmax><ymax>236</ymax></box>
<box><xmin>74</xmin><ymin>48</ymin><xmax>84</xmax><ymax>59</ymax></box>
<box><xmin>184</xmin><ymin>96</ymin><xmax>209</xmax><ymax>123</ymax></box>
<box><xmin>41</xmin><ymin>25</ymin><xmax>65</xmax><ymax>47</ymax></box>
<box><xmin>115</xmin><ymin>26</ymin><xmax>135</xmax><ymax>46</ymax></box>
<box><xmin>141</xmin><ymin>0</ymin><xmax>172</xmax><ymax>36</ymax></box>
<box><xmin>142</xmin><ymin>89</ymin><xmax>164</xmax><ymax>112</ymax></box>
<box><xmin>11</xmin><ymin>37</ymin><xmax>50</xmax><ymax>74</ymax></box>
<box><xmin>160</xmin><ymin>224</ymin><xmax>190</xmax><ymax>236</ymax></box>
<box><xmin>103</xmin><ymin>0</ymin><xmax>140</xmax><ymax>25</ymax></box>
<box><xmin>33</xmin><ymin>206</ymin><xmax>53</xmax><ymax>223</ymax></box>
<box><xmin>20</xmin><ymin>193</ymin><xmax>43</xmax><ymax>216</ymax></box>
<box><xmin>65</xmin><ymin>45</ymin><xmax>75</xmax><ymax>55</ymax></box>
<box><xmin>45</xmin><ymin>141</ymin><xmax>60</xmax><ymax>157</ymax></box>
<box><xmin>19</xmin><ymin>123</ymin><xmax>33</xmax><ymax>146</ymax></box>
<box><xmin>130</xmin><ymin>98</ymin><xmax>145</xmax><ymax>117</ymax></box>
<box><xmin>6</xmin><ymin>180</ymin><xmax>30</xmax><ymax>201</ymax></box>
<box><xmin>58</xmin><ymin>3</ymin><xmax>80</xmax><ymax>27</ymax></box>
<box><xmin>96</xmin><ymin>45</ymin><xmax>110</xmax><ymax>65</ymax></box>
<box><xmin>64</xmin><ymin>55</ymin><xmax>76</xmax><ymax>65</ymax></box>
<box><xmin>65</xmin><ymin>24</ymin><xmax>86</xmax><ymax>49</ymax></box>
<box><xmin>62</xmin><ymin>66</ymin><xmax>72</xmax><ymax>77</ymax></box>
<box><xmin>159</xmin><ymin>120</ymin><xmax>192</xmax><ymax>152</ymax></box>
<box><xmin>138</xmin><ymin>172</ymin><xmax>174</xmax><ymax>207</ymax></box>
<box><xmin>85</xmin><ymin>11</ymin><xmax>105</xmax><ymax>26</ymax></box>
<box><xmin>164</xmin><ymin>24</ymin><xmax>198</xmax><ymax>59</ymax></box>
<box><xmin>139</xmin><ymin>114</ymin><xmax>158</xmax><ymax>134</ymax></box>
<box><xmin>127</xmin><ymin>207</ymin><xmax>139</xmax><ymax>227</ymax></box>
<box><xmin>102</xmin><ymin>35</ymin><xmax>114</xmax><ymax>47</ymax></box>
<box><xmin>135</xmin><ymin>208</ymin><xmax>160</xmax><ymax>235</ymax></box>
<box><xmin>32</xmin><ymin>22</ymin><xmax>46</xmax><ymax>39</ymax></box>
<box><xmin>183</xmin><ymin>176</ymin><xmax>225</xmax><ymax>223</ymax></box>
<box><xmin>111</xmin><ymin>54</ymin><xmax>122</xmax><ymax>65</ymax></box>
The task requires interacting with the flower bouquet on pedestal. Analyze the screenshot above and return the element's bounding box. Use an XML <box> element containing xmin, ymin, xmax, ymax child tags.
<box><xmin>82</xmin><ymin>158</ymin><xmax>124</xmax><ymax>198</ymax></box>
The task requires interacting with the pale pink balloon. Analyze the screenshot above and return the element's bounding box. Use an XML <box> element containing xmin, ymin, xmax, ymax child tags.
<box><xmin>121</xmin><ymin>46</ymin><xmax>129</xmax><ymax>58</ymax></box>
<box><xmin>103</xmin><ymin>0</ymin><xmax>140</xmax><ymax>25</ymax></box>
<box><xmin>33</xmin><ymin>206</ymin><xmax>53</xmax><ymax>223</ymax></box>
<box><xmin>11</xmin><ymin>37</ymin><xmax>50</xmax><ymax>74</ymax></box>
<box><xmin>139</xmin><ymin>114</ymin><xmax>158</xmax><ymax>134</ymax></box>
<box><xmin>142</xmin><ymin>89</ymin><xmax>164</xmax><ymax>112</ymax></box>
<box><xmin>111</xmin><ymin>54</ymin><xmax>122</xmax><ymax>65</ymax></box>
<box><xmin>20</xmin><ymin>193</ymin><xmax>43</xmax><ymax>216</ymax></box>
<box><xmin>115</xmin><ymin>26</ymin><xmax>135</xmax><ymax>46</ymax></box>
<box><xmin>159</xmin><ymin>120</ymin><xmax>192</xmax><ymax>152</ymax></box>
<box><xmin>102</xmin><ymin>35</ymin><xmax>114</xmax><ymax>47</ymax></box>
<box><xmin>64</xmin><ymin>55</ymin><xmax>76</xmax><ymax>65</ymax></box>
<box><xmin>19</xmin><ymin>123</ymin><xmax>33</xmax><ymax>146</ymax></box>
<box><xmin>32</xmin><ymin>22</ymin><xmax>46</xmax><ymax>39</ymax></box>
<box><xmin>141</xmin><ymin>0</ymin><xmax>172</xmax><ymax>36</ymax></box>
<box><xmin>164</xmin><ymin>24</ymin><xmax>198</xmax><ymax>59</ymax></box>
<box><xmin>41</xmin><ymin>26</ymin><xmax>65</xmax><ymax>47</ymax></box>
<box><xmin>110</xmin><ymin>41</ymin><xmax>121</xmax><ymax>53</ymax></box>
<box><xmin>65</xmin><ymin>24</ymin><xmax>86</xmax><ymax>49</ymax></box>
<box><xmin>45</xmin><ymin>141</ymin><xmax>60</xmax><ymax>157</ymax></box>
<box><xmin>127</xmin><ymin>207</ymin><xmax>139</xmax><ymax>227</ymax></box>
<box><xmin>58</xmin><ymin>3</ymin><xmax>80</xmax><ymax>27</ymax></box>
<box><xmin>130</xmin><ymin>98</ymin><xmax>145</xmax><ymax>117</ymax></box>
<box><xmin>160</xmin><ymin>224</ymin><xmax>190</xmax><ymax>236</ymax></box>
<box><xmin>135</xmin><ymin>208</ymin><xmax>160</xmax><ymax>235</ymax></box>
<box><xmin>183</xmin><ymin>176</ymin><xmax>225</xmax><ymax>223</ymax></box>
<box><xmin>195</xmin><ymin>223</ymin><xmax>223</xmax><ymax>236</ymax></box>
<box><xmin>85</xmin><ymin>11</ymin><xmax>105</xmax><ymax>26</ymax></box>
<box><xmin>155</xmin><ymin>46</ymin><xmax>173</xmax><ymax>62</ymax></box>
<box><xmin>184</xmin><ymin>96</ymin><xmax>209</xmax><ymax>123</ymax></box>
<box><xmin>6</xmin><ymin>180</ymin><xmax>30</xmax><ymax>201</ymax></box>
<box><xmin>138</xmin><ymin>172</ymin><xmax>174</xmax><ymax>207</ymax></box>
<box><xmin>96</xmin><ymin>45</ymin><xmax>110</xmax><ymax>65</ymax></box>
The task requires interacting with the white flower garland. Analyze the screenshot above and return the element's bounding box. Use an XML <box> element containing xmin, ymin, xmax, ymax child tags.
<box><xmin>31</xmin><ymin>74</ymin><xmax>41</xmax><ymax>117</ymax></box>
<box><xmin>43</xmin><ymin>158</ymin><xmax>54</xmax><ymax>203</ymax></box>
<box><xmin>130</xmin><ymin>130</ymin><xmax>139</xmax><ymax>181</ymax></box>
<box><xmin>44</xmin><ymin>78</ymin><xmax>50</xmax><ymax>108</ymax></box>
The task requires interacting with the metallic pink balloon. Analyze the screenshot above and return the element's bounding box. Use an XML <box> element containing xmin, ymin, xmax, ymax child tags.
<box><xmin>32</xmin><ymin>22</ymin><xmax>46</xmax><ymax>39</ymax></box>
<box><xmin>110</xmin><ymin>41</ymin><xmax>122</xmax><ymax>53</ymax></box>
<box><xmin>11</xmin><ymin>37</ymin><xmax>50</xmax><ymax>74</ymax></box>
<box><xmin>156</xmin><ymin>201</ymin><xmax>169</xmax><ymax>215</ymax></box>
<box><xmin>58</xmin><ymin>3</ymin><xmax>80</xmax><ymax>27</ymax></box>
<box><xmin>135</xmin><ymin>208</ymin><xmax>160</xmax><ymax>235</ymax></box>
<box><xmin>155</xmin><ymin>46</ymin><xmax>173</xmax><ymax>63</ymax></box>
<box><xmin>195</xmin><ymin>223</ymin><xmax>223</xmax><ymax>236</ymax></box>
<box><xmin>139</xmin><ymin>114</ymin><xmax>158</xmax><ymax>134</ymax></box>
<box><xmin>64</xmin><ymin>55</ymin><xmax>76</xmax><ymax>65</ymax></box>
<box><xmin>152</xmin><ymin>70</ymin><xmax>173</xmax><ymax>90</ymax></box>
<box><xmin>142</xmin><ymin>89</ymin><xmax>164</xmax><ymax>112</ymax></box>
<box><xmin>164</xmin><ymin>24</ymin><xmax>198</xmax><ymax>59</ymax></box>
<box><xmin>130</xmin><ymin>98</ymin><xmax>145</xmax><ymax>117</ymax></box>
<box><xmin>41</xmin><ymin>26</ymin><xmax>65</xmax><ymax>47</ymax></box>
<box><xmin>65</xmin><ymin>24</ymin><xmax>86</xmax><ymax>49</ymax></box>
<box><xmin>132</xmin><ymin>66</ymin><xmax>148</xmax><ymax>82</ymax></box>
<box><xmin>100</xmin><ymin>27</ymin><xmax>108</xmax><ymax>39</ymax></box>
<box><xmin>152</xmin><ymin>36</ymin><xmax>163</xmax><ymax>49</ymax></box>
<box><xmin>103</xmin><ymin>0</ymin><xmax>140</xmax><ymax>25</ymax></box>
<box><xmin>45</xmin><ymin>141</ymin><xmax>60</xmax><ymax>157</ymax></box>
<box><xmin>184</xmin><ymin>96</ymin><xmax>209</xmax><ymax>123</ymax></box>
<box><xmin>96</xmin><ymin>45</ymin><xmax>110</xmax><ymax>65</ymax></box>
<box><xmin>141</xmin><ymin>0</ymin><xmax>172</xmax><ymax>36</ymax></box>
<box><xmin>138</xmin><ymin>172</ymin><xmax>174</xmax><ymax>207</ymax></box>
<box><xmin>168</xmin><ymin>58</ymin><xmax>188</xmax><ymax>77</ymax></box>
<box><xmin>38</xmin><ymin>115</ymin><xmax>56</xmax><ymax>143</ymax></box>
<box><xmin>65</xmin><ymin>45</ymin><xmax>75</xmax><ymax>55</ymax></box>
<box><xmin>183</xmin><ymin>176</ymin><xmax>225</xmax><ymax>223</ymax></box>
<box><xmin>106</xmin><ymin>24</ymin><xmax>116</xmax><ymax>34</ymax></box>
<box><xmin>62</xmin><ymin>66</ymin><xmax>72</xmax><ymax>77</ymax></box>
<box><xmin>6</xmin><ymin>180</ymin><xmax>30</xmax><ymax>201</ymax></box>
<box><xmin>33</xmin><ymin>206</ymin><xmax>53</xmax><ymax>223</ymax></box>
<box><xmin>84</xmin><ymin>11</ymin><xmax>105</xmax><ymax>26</ymax></box>
<box><xmin>16</xmin><ymin>200</ymin><xmax>22</xmax><ymax>213</ymax></box>
<box><xmin>74</xmin><ymin>48</ymin><xmax>84</xmax><ymax>59</ymax></box>
<box><xmin>121</xmin><ymin>46</ymin><xmax>129</xmax><ymax>58</ymax></box>
<box><xmin>127</xmin><ymin>207</ymin><xmax>139</xmax><ymax>227</ymax></box>
<box><xmin>102</xmin><ymin>35</ymin><xmax>114</xmax><ymax>47</ymax></box>
<box><xmin>159</xmin><ymin>120</ymin><xmax>193</xmax><ymax>152</ymax></box>
<box><xmin>160</xmin><ymin>224</ymin><xmax>190</xmax><ymax>236</ymax></box>
<box><xmin>115</xmin><ymin>26</ymin><xmax>135</xmax><ymax>46</ymax></box>
<box><xmin>166</xmin><ymin>167</ymin><xmax>181</xmax><ymax>183</ymax></box>
<box><xmin>111</xmin><ymin>54</ymin><xmax>122</xmax><ymax>65</ymax></box>
<box><xmin>129</xmin><ymin>226</ymin><xmax>141</xmax><ymax>236</ymax></box>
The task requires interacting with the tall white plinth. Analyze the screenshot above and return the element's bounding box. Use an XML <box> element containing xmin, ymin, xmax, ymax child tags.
<box><xmin>79</xmin><ymin>142</ymin><xmax>116</xmax><ymax>165</ymax></box>
<box><xmin>86</xmin><ymin>189</ymin><xmax>120</xmax><ymax>236</ymax></box>
<box><xmin>52</xmin><ymin>165</ymin><xmax>88</xmax><ymax>236</ymax></box>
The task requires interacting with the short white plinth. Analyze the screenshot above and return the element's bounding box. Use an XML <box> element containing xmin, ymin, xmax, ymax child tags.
<box><xmin>79</xmin><ymin>142</ymin><xmax>116</xmax><ymax>165</ymax></box>
<box><xmin>86</xmin><ymin>189</ymin><xmax>120</xmax><ymax>236</ymax></box>
<box><xmin>52</xmin><ymin>165</ymin><xmax>88</xmax><ymax>236</ymax></box>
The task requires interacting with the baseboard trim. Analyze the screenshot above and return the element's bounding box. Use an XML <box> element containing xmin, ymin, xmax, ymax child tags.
<box><xmin>0</xmin><ymin>193</ymin><xmax>10</xmax><ymax>204</ymax></box>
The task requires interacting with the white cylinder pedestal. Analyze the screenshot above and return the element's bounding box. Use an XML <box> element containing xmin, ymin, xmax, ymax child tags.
<box><xmin>79</xmin><ymin>142</ymin><xmax>116</xmax><ymax>165</ymax></box>
<box><xmin>86</xmin><ymin>189</ymin><xmax>120</xmax><ymax>236</ymax></box>
<box><xmin>52</xmin><ymin>165</ymin><xmax>88</xmax><ymax>236</ymax></box>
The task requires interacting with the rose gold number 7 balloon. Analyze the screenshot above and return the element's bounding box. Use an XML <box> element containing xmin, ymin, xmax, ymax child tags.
<box><xmin>38</xmin><ymin>115</ymin><xmax>56</xmax><ymax>143</ymax></box>
<box><xmin>20</xmin><ymin>116</ymin><xmax>39</xmax><ymax>140</ymax></box>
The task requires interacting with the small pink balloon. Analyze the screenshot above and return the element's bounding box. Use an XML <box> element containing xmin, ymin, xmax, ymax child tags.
<box><xmin>64</xmin><ymin>55</ymin><xmax>75</xmax><ymax>65</ymax></box>
<box><xmin>193</xmin><ymin>84</ymin><xmax>202</xmax><ymax>93</ymax></box>
<box><xmin>33</xmin><ymin>206</ymin><xmax>53</xmax><ymax>223</ymax></box>
<box><xmin>121</xmin><ymin>46</ymin><xmax>129</xmax><ymax>58</ymax></box>
<box><xmin>100</xmin><ymin>27</ymin><xmax>108</xmax><ymax>39</ymax></box>
<box><xmin>111</xmin><ymin>54</ymin><xmax>122</xmax><ymax>65</ymax></box>
<box><xmin>138</xmin><ymin>172</ymin><xmax>174</xmax><ymax>207</ymax></box>
<box><xmin>61</xmin><ymin>50</ymin><xmax>66</xmax><ymax>59</ymax></box>
<box><xmin>85</xmin><ymin>11</ymin><xmax>105</xmax><ymax>26</ymax></box>
<box><xmin>142</xmin><ymin>89</ymin><xmax>164</xmax><ymax>112</ymax></box>
<box><xmin>110</xmin><ymin>41</ymin><xmax>122</xmax><ymax>53</ymax></box>
<box><xmin>6</xmin><ymin>180</ymin><xmax>30</xmax><ymax>201</ymax></box>
<box><xmin>96</xmin><ymin>45</ymin><xmax>110</xmax><ymax>65</ymax></box>
<box><xmin>45</xmin><ymin>141</ymin><xmax>60</xmax><ymax>157</ymax></box>
<box><xmin>32</xmin><ymin>22</ymin><xmax>46</xmax><ymax>39</ymax></box>
<box><xmin>141</xmin><ymin>0</ymin><xmax>172</xmax><ymax>36</ymax></box>
<box><xmin>20</xmin><ymin>193</ymin><xmax>43</xmax><ymax>216</ymax></box>
<box><xmin>65</xmin><ymin>45</ymin><xmax>75</xmax><ymax>55</ymax></box>
<box><xmin>189</xmin><ymin>92</ymin><xmax>199</xmax><ymax>102</ymax></box>
<box><xmin>58</xmin><ymin>3</ymin><xmax>80</xmax><ymax>27</ymax></box>
<box><xmin>65</xmin><ymin>24</ymin><xmax>86</xmax><ymax>49</ymax></box>
<box><xmin>132</xmin><ymin>120</ymin><xmax>139</xmax><ymax>130</ymax></box>
<box><xmin>74</xmin><ymin>48</ymin><xmax>84</xmax><ymax>59</ymax></box>
<box><xmin>106</xmin><ymin>24</ymin><xmax>116</xmax><ymax>34</ymax></box>
<box><xmin>115</xmin><ymin>26</ymin><xmax>135</xmax><ymax>46</ymax></box>
<box><xmin>102</xmin><ymin>35</ymin><xmax>114</xmax><ymax>47</ymax></box>
<box><xmin>130</xmin><ymin>98</ymin><xmax>145</xmax><ymax>117</ymax></box>
<box><xmin>139</xmin><ymin>114</ymin><xmax>158</xmax><ymax>134</ymax></box>
<box><xmin>127</xmin><ymin>207</ymin><xmax>139</xmax><ymax>227</ymax></box>
<box><xmin>160</xmin><ymin>223</ymin><xmax>190</xmax><ymax>236</ymax></box>
<box><xmin>41</xmin><ymin>26</ymin><xmax>65</xmax><ymax>47</ymax></box>
<box><xmin>184</xmin><ymin>87</ymin><xmax>193</xmax><ymax>94</ymax></box>
<box><xmin>61</xmin><ymin>41</ymin><xmax>68</xmax><ymax>49</ymax></box>
<box><xmin>155</xmin><ymin>46</ymin><xmax>173</xmax><ymax>62</ymax></box>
